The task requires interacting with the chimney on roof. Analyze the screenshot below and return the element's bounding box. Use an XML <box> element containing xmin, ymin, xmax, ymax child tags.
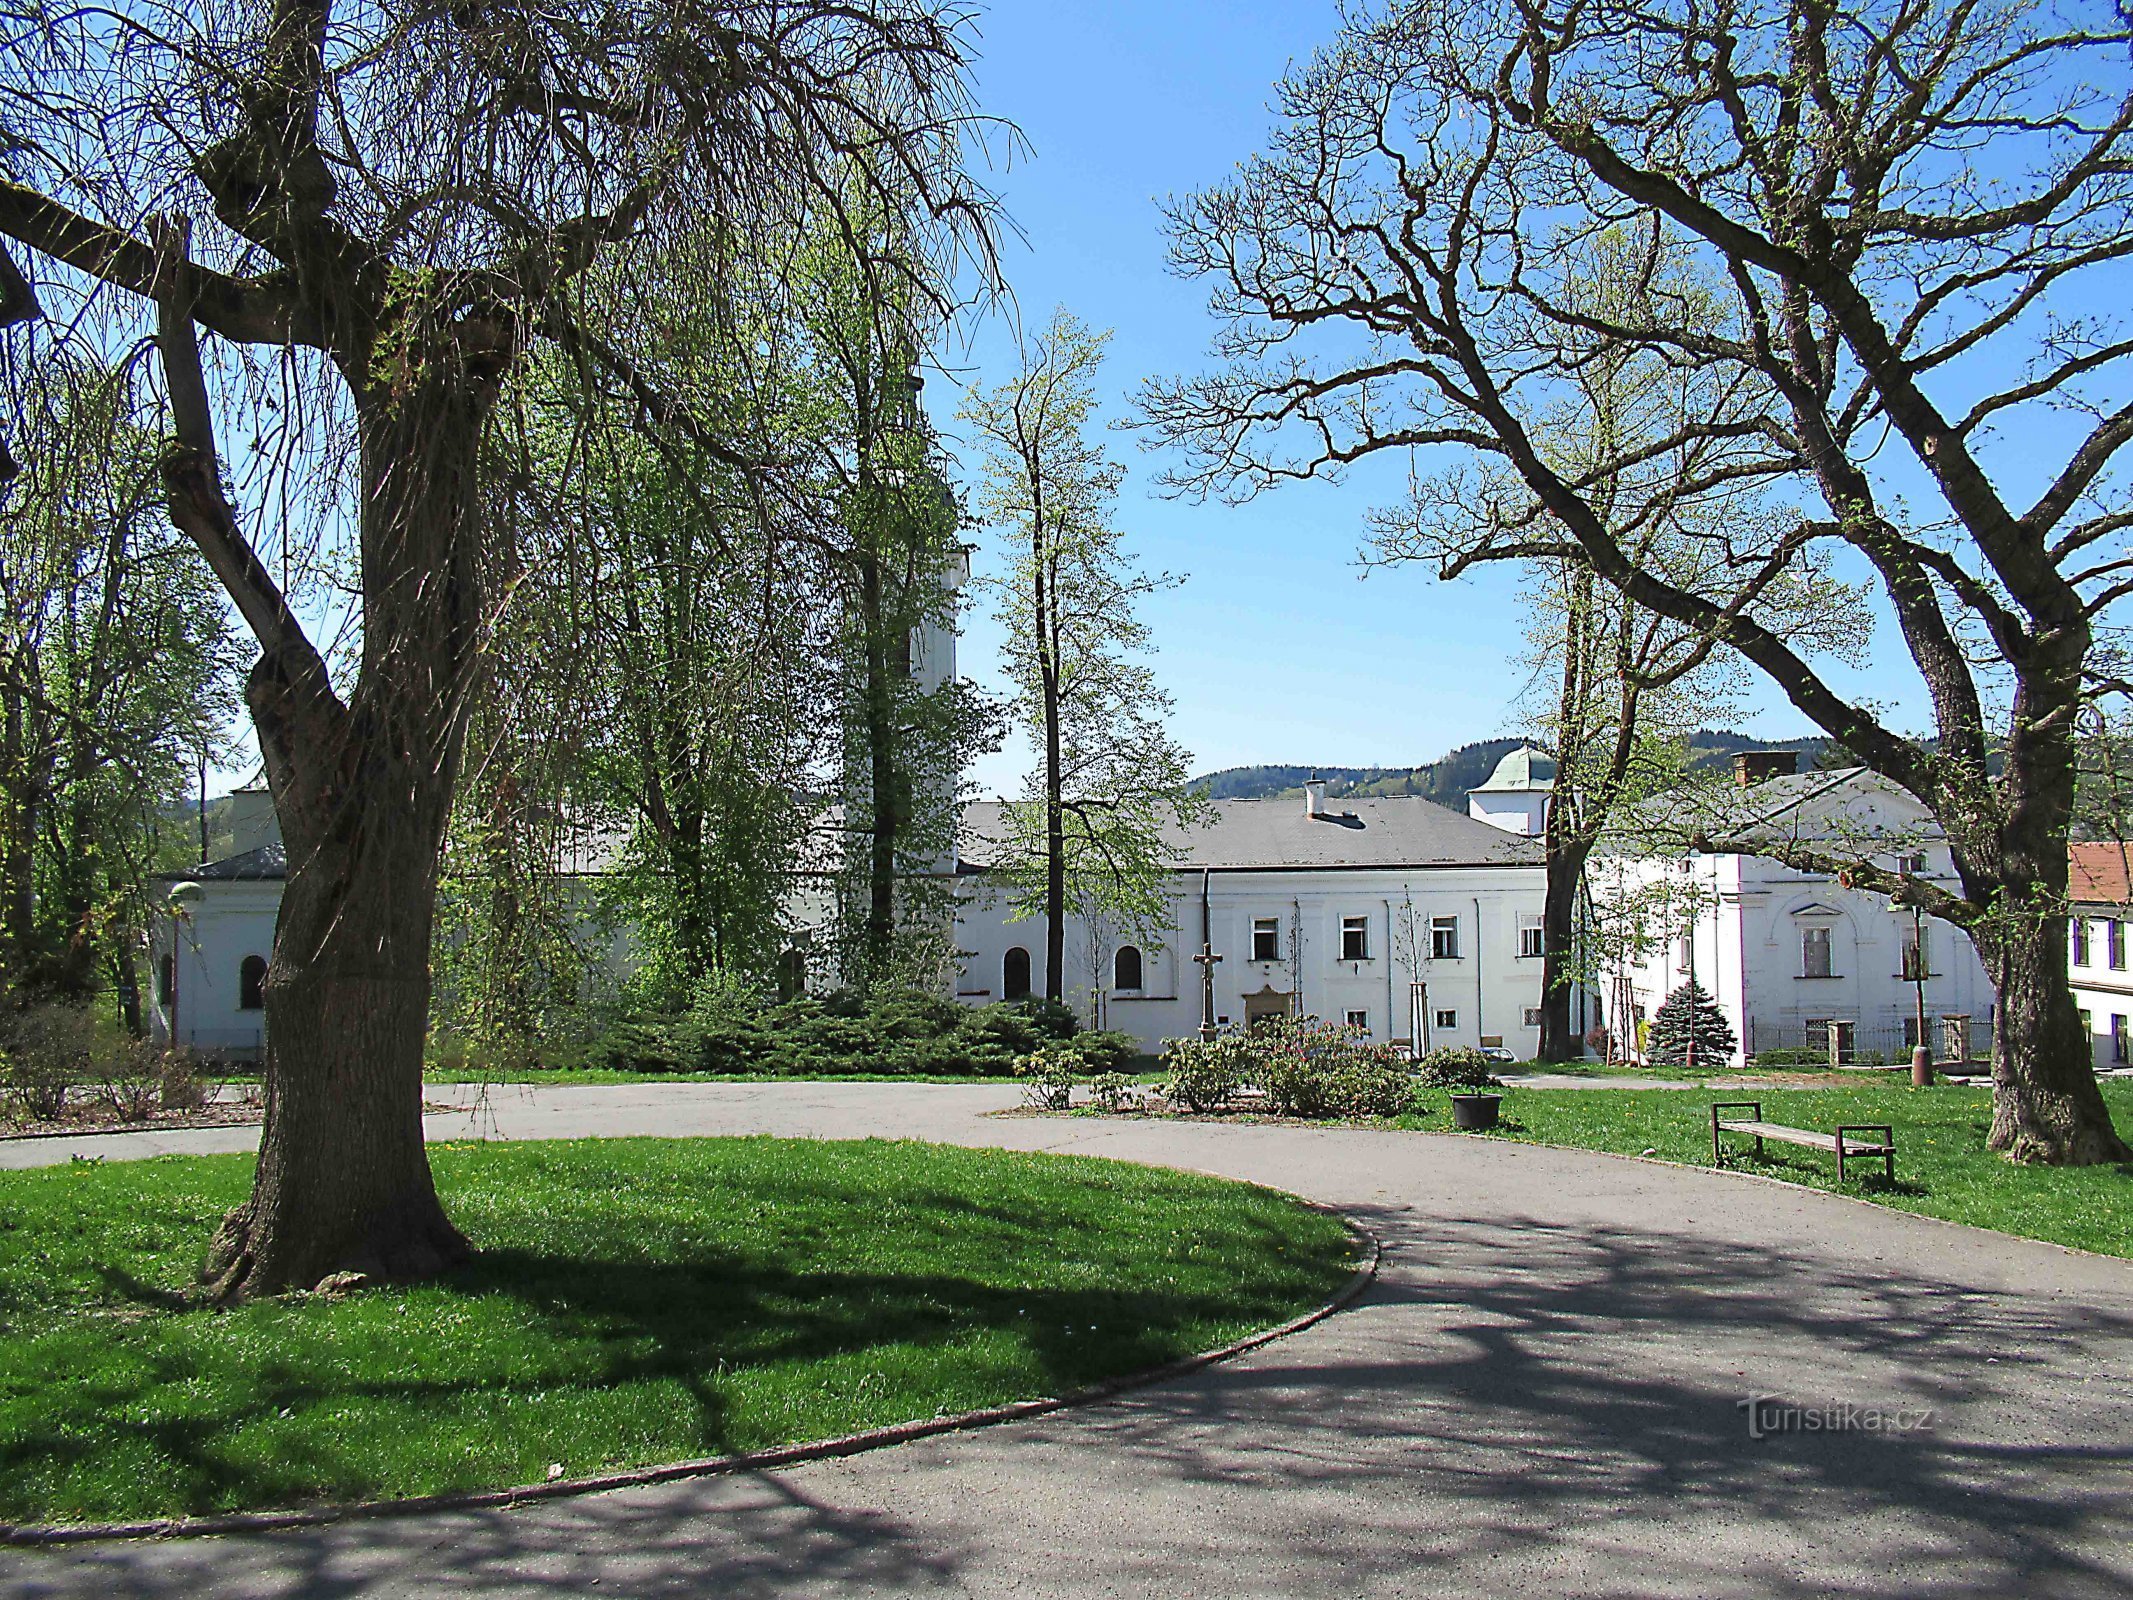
<box><xmin>1735</xmin><ymin>750</ymin><xmax>1798</xmax><ymax>787</ymax></box>
<box><xmin>1304</xmin><ymin>776</ymin><xmax>1329</xmax><ymax>818</ymax></box>
<box><xmin>226</xmin><ymin>786</ymin><xmax>281</xmax><ymax>856</ymax></box>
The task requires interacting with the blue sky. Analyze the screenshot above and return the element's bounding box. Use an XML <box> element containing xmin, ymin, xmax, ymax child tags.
<box><xmin>936</xmin><ymin>1</ymin><xmax>1906</xmax><ymax>797</ymax></box>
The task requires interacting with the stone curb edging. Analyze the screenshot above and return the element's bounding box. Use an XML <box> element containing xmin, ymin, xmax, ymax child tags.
<box><xmin>0</xmin><ymin>1205</ymin><xmax>1379</xmax><ymax>1548</ymax></box>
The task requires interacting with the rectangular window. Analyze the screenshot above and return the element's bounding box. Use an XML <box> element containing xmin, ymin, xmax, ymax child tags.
<box><xmin>1522</xmin><ymin>1005</ymin><xmax>1545</xmax><ymax>1028</ymax></box>
<box><xmin>2074</xmin><ymin>918</ymin><xmax>2092</xmax><ymax>967</ymax></box>
<box><xmin>1341</xmin><ymin>916</ymin><xmax>1369</xmax><ymax>961</ymax></box>
<box><xmin>1433</xmin><ymin>1007</ymin><xmax>1459</xmax><ymax>1030</ymax></box>
<box><xmin>2111</xmin><ymin>920</ymin><xmax>2126</xmax><ymax>971</ymax></box>
<box><xmin>1678</xmin><ymin>934</ymin><xmax>1694</xmax><ymax>970</ymax></box>
<box><xmin>1344</xmin><ymin>1009</ymin><xmax>1371</xmax><ymax>1034</ymax></box>
<box><xmin>1518</xmin><ymin>919</ymin><xmax>1545</xmax><ymax>959</ymax></box>
<box><xmin>1430</xmin><ymin>915</ymin><xmax>1460</xmax><ymax>961</ymax></box>
<box><xmin>1801</xmin><ymin>926</ymin><xmax>1833</xmax><ymax>978</ymax></box>
<box><xmin>2114</xmin><ymin>1015</ymin><xmax>2128</xmax><ymax>1065</ymax></box>
<box><xmin>1252</xmin><ymin>918</ymin><xmax>1281</xmax><ymax>962</ymax></box>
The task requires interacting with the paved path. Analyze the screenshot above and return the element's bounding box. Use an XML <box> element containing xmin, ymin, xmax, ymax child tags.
<box><xmin>5</xmin><ymin>1082</ymin><xmax>2132</xmax><ymax>1598</ymax></box>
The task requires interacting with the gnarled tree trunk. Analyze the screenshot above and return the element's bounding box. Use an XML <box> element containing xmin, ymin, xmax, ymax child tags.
<box><xmin>189</xmin><ymin>328</ymin><xmax>497</xmax><ymax>1300</ymax></box>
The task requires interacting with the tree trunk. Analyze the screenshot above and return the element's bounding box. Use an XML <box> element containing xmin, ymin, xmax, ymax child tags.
<box><xmin>1971</xmin><ymin>690</ymin><xmax>2130</xmax><ymax>1165</ymax></box>
<box><xmin>201</xmin><ymin>806</ymin><xmax>466</xmax><ymax>1299</ymax></box>
<box><xmin>195</xmin><ymin>351</ymin><xmax>492</xmax><ymax>1300</ymax></box>
<box><xmin>1537</xmin><ymin>830</ymin><xmax>1592</xmax><ymax>1062</ymax></box>
<box><xmin>1982</xmin><ymin>915</ymin><xmax>2126</xmax><ymax>1163</ymax></box>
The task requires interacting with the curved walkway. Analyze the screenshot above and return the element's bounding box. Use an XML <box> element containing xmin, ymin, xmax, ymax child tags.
<box><xmin>6</xmin><ymin>1082</ymin><xmax>2133</xmax><ymax>1598</ymax></box>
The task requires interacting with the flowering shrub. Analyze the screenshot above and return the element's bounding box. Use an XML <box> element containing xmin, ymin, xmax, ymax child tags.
<box><xmin>1159</xmin><ymin>1032</ymin><xmax>1253</xmax><ymax>1111</ymax></box>
<box><xmin>1015</xmin><ymin>1045</ymin><xmax>1085</xmax><ymax>1109</ymax></box>
<box><xmin>1415</xmin><ymin>1046</ymin><xmax>1501</xmax><ymax>1090</ymax></box>
<box><xmin>1252</xmin><ymin>1015</ymin><xmax>1419</xmax><ymax>1118</ymax></box>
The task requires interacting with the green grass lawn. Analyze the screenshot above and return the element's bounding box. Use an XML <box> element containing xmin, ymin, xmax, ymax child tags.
<box><xmin>1446</xmin><ymin>1081</ymin><xmax>2133</xmax><ymax>1258</ymax></box>
<box><xmin>0</xmin><ymin>1137</ymin><xmax>1355</xmax><ymax>1526</ymax></box>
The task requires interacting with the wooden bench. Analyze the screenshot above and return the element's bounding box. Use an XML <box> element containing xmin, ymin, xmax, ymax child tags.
<box><xmin>1709</xmin><ymin>1100</ymin><xmax>1895</xmax><ymax>1182</ymax></box>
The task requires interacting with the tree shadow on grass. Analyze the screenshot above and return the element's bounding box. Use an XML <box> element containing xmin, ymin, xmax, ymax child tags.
<box><xmin>0</xmin><ymin>1216</ymin><xmax>1344</xmax><ymax>1530</ymax></box>
<box><xmin>5</xmin><ymin>1202</ymin><xmax>2132</xmax><ymax>1597</ymax></box>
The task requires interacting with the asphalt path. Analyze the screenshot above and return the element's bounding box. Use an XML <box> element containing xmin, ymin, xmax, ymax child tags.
<box><xmin>4</xmin><ymin>1081</ymin><xmax>2130</xmax><ymax>1598</ymax></box>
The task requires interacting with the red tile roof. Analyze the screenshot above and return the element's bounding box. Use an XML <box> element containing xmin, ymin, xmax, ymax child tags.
<box><xmin>2070</xmin><ymin>841</ymin><xmax>2133</xmax><ymax>905</ymax></box>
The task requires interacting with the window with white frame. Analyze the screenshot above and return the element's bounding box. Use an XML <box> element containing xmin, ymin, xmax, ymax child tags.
<box><xmin>2114</xmin><ymin>1014</ymin><xmax>2128</xmax><ymax>1065</ymax></box>
<box><xmin>1801</xmin><ymin>925</ymin><xmax>1833</xmax><ymax>978</ymax></box>
<box><xmin>1522</xmin><ymin>1005</ymin><xmax>1545</xmax><ymax>1027</ymax></box>
<box><xmin>1251</xmin><ymin>918</ymin><xmax>1281</xmax><ymax>961</ymax></box>
<box><xmin>2074</xmin><ymin>918</ymin><xmax>2092</xmax><ymax>967</ymax></box>
<box><xmin>1518</xmin><ymin>916</ymin><xmax>1544</xmax><ymax>959</ymax></box>
<box><xmin>1341</xmin><ymin>916</ymin><xmax>1369</xmax><ymax>961</ymax></box>
<box><xmin>1430</xmin><ymin>915</ymin><xmax>1460</xmax><ymax>960</ymax></box>
<box><xmin>1433</xmin><ymin>1007</ymin><xmax>1459</xmax><ymax>1030</ymax></box>
<box><xmin>2112</xmin><ymin>919</ymin><xmax>2127</xmax><ymax>971</ymax></box>
<box><xmin>1344</xmin><ymin>1008</ymin><xmax>1371</xmax><ymax>1034</ymax></box>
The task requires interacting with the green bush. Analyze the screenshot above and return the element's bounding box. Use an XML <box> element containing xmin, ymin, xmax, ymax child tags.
<box><xmin>1253</xmin><ymin>1015</ymin><xmax>1420</xmax><ymax>1117</ymax></box>
<box><xmin>1089</xmin><ymin>1071</ymin><xmax>1134</xmax><ymax>1112</ymax></box>
<box><xmin>1415</xmin><ymin>1045</ymin><xmax>1502</xmax><ymax>1090</ymax></box>
<box><xmin>1015</xmin><ymin>1045</ymin><xmax>1082</xmax><ymax>1109</ymax></box>
<box><xmin>1160</xmin><ymin>1032</ymin><xmax>1252</xmax><ymax>1112</ymax></box>
<box><xmin>568</xmin><ymin>987</ymin><xmax>1093</xmax><ymax>1079</ymax></box>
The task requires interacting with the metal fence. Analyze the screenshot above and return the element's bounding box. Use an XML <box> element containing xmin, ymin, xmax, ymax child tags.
<box><xmin>1743</xmin><ymin>1014</ymin><xmax>1983</xmax><ymax>1067</ymax></box>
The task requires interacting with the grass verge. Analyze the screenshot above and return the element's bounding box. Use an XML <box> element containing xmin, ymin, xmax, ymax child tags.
<box><xmin>0</xmin><ymin>1137</ymin><xmax>1355</xmax><ymax>1526</ymax></box>
<box><xmin>1444</xmin><ymin>1081</ymin><xmax>2133</xmax><ymax>1258</ymax></box>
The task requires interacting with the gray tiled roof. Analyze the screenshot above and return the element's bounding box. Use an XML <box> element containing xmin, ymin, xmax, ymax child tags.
<box><xmin>960</xmin><ymin>797</ymin><xmax>1541</xmax><ymax>873</ymax></box>
<box><xmin>176</xmin><ymin>843</ymin><xmax>288</xmax><ymax>881</ymax></box>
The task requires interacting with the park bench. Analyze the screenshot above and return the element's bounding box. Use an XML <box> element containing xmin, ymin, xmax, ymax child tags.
<box><xmin>1709</xmin><ymin>1100</ymin><xmax>1895</xmax><ymax>1182</ymax></box>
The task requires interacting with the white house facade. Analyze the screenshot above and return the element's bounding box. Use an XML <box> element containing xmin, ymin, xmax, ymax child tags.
<box><xmin>146</xmin><ymin>789</ymin><xmax>282</xmax><ymax>1057</ymax></box>
<box><xmin>1600</xmin><ymin>759</ymin><xmax>1995</xmax><ymax>1066</ymax></box>
<box><xmin>2066</xmin><ymin>842</ymin><xmax>2133</xmax><ymax>1072</ymax></box>
<box><xmin>950</xmin><ymin>781</ymin><xmax>1551</xmax><ymax>1056</ymax></box>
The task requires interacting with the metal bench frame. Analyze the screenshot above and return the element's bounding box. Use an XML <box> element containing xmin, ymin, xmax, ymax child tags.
<box><xmin>1709</xmin><ymin>1100</ymin><xmax>1896</xmax><ymax>1183</ymax></box>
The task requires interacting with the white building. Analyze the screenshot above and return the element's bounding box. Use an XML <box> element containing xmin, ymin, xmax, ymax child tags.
<box><xmin>1599</xmin><ymin>757</ymin><xmax>1995</xmax><ymax>1065</ymax></box>
<box><xmin>2067</xmin><ymin>842</ymin><xmax>2133</xmax><ymax>1071</ymax></box>
<box><xmin>147</xmin><ymin>788</ymin><xmax>283</xmax><ymax>1057</ymax></box>
<box><xmin>950</xmin><ymin>779</ymin><xmax>1550</xmax><ymax>1055</ymax></box>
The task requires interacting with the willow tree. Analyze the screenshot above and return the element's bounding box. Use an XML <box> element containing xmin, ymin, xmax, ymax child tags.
<box><xmin>0</xmin><ymin>0</ymin><xmax>995</xmax><ymax>1295</ymax></box>
<box><xmin>1143</xmin><ymin>0</ymin><xmax>2133</xmax><ymax>1163</ymax></box>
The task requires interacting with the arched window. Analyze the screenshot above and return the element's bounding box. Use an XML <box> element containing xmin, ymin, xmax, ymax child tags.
<box><xmin>776</xmin><ymin>947</ymin><xmax>806</xmax><ymax>1003</ymax></box>
<box><xmin>1003</xmin><ymin>946</ymin><xmax>1032</xmax><ymax>1000</ymax></box>
<box><xmin>1113</xmin><ymin>945</ymin><xmax>1144</xmax><ymax>991</ymax></box>
<box><xmin>238</xmin><ymin>955</ymin><xmax>267</xmax><ymax>1011</ymax></box>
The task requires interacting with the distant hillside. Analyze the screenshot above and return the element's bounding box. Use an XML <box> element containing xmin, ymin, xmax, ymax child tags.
<box><xmin>1192</xmin><ymin>730</ymin><xmax>1834</xmax><ymax>806</ymax></box>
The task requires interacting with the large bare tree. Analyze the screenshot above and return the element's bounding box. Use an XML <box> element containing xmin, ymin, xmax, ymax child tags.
<box><xmin>1142</xmin><ymin>0</ymin><xmax>2133</xmax><ymax>1162</ymax></box>
<box><xmin>0</xmin><ymin>0</ymin><xmax>995</xmax><ymax>1295</ymax></box>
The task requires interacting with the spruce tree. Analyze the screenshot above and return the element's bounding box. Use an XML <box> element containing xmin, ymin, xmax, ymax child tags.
<box><xmin>1645</xmin><ymin>980</ymin><xmax>1737</xmax><ymax>1069</ymax></box>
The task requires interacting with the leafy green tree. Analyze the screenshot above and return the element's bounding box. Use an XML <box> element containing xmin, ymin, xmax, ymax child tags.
<box><xmin>959</xmin><ymin>310</ymin><xmax>1203</xmax><ymax>1002</ymax></box>
<box><xmin>0</xmin><ymin>360</ymin><xmax>243</xmax><ymax>1019</ymax></box>
<box><xmin>1645</xmin><ymin>979</ymin><xmax>1737</xmax><ymax>1071</ymax></box>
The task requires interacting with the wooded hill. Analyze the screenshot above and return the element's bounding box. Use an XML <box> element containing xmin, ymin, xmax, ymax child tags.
<box><xmin>1191</xmin><ymin>730</ymin><xmax>1834</xmax><ymax>806</ymax></box>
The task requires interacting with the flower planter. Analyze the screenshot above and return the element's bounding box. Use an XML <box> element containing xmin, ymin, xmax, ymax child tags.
<box><xmin>1450</xmin><ymin>1092</ymin><xmax>1502</xmax><ymax>1131</ymax></box>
